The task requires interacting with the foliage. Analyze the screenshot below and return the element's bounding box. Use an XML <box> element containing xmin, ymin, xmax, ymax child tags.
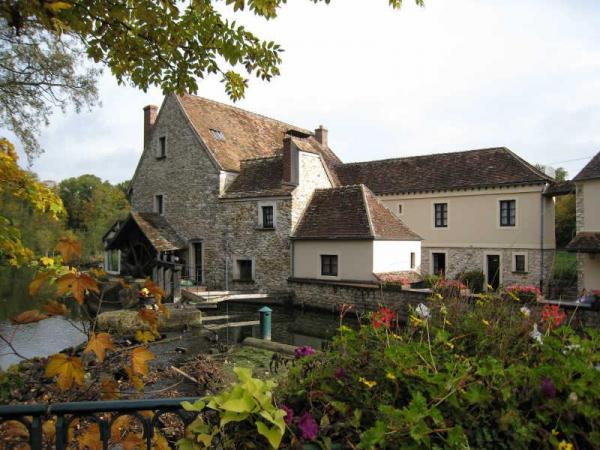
<box><xmin>179</xmin><ymin>367</ymin><xmax>287</xmax><ymax>449</ymax></box>
<box><xmin>458</xmin><ymin>270</ymin><xmax>485</xmax><ymax>293</ymax></box>
<box><xmin>278</xmin><ymin>297</ymin><xmax>600</xmax><ymax>449</ymax></box>
<box><xmin>58</xmin><ymin>174</ymin><xmax>130</xmax><ymax>258</ymax></box>
<box><xmin>551</xmin><ymin>251</ymin><xmax>577</xmax><ymax>284</ymax></box>
<box><xmin>556</xmin><ymin>194</ymin><xmax>576</xmax><ymax>249</ymax></box>
<box><xmin>422</xmin><ymin>274</ymin><xmax>440</xmax><ymax>288</ymax></box>
<box><xmin>505</xmin><ymin>284</ymin><xmax>542</xmax><ymax>303</ymax></box>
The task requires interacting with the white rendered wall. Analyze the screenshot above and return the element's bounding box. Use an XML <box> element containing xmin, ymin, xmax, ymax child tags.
<box><xmin>373</xmin><ymin>240</ymin><xmax>421</xmax><ymax>273</ymax></box>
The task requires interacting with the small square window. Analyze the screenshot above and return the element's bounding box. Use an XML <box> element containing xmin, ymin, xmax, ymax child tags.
<box><xmin>514</xmin><ymin>254</ymin><xmax>527</xmax><ymax>273</ymax></box>
<box><xmin>157</xmin><ymin>136</ymin><xmax>166</xmax><ymax>158</ymax></box>
<box><xmin>210</xmin><ymin>128</ymin><xmax>225</xmax><ymax>141</ymax></box>
<box><xmin>262</xmin><ymin>206</ymin><xmax>274</xmax><ymax>229</ymax></box>
<box><xmin>321</xmin><ymin>255</ymin><xmax>338</xmax><ymax>277</ymax></box>
<box><xmin>434</xmin><ymin>203</ymin><xmax>448</xmax><ymax>228</ymax></box>
<box><xmin>154</xmin><ymin>194</ymin><xmax>163</xmax><ymax>215</ymax></box>
<box><xmin>410</xmin><ymin>252</ymin><xmax>416</xmax><ymax>269</ymax></box>
<box><xmin>237</xmin><ymin>260</ymin><xmax>253</xmax><ymax>281</ymax></box>
<box><xmin>500</xmin><ymin>200</ymin><xmax>516</xmax><ymax>227</ymax></box>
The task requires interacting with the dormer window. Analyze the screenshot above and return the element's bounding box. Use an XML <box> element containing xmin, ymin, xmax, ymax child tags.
<box><xmin>210</xmin><ymin>128</ymin><xmax>225</xmax><ymax>141</ymax></box>
<box><xmin>157</xmin><ymin>136</ymin><xmax>166</xmax><ymax>158</ymax></box>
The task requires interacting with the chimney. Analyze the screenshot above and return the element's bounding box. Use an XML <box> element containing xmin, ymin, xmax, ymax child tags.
<box><xmin>143</xmin><ymin>105</ymin><xmax>158</xmax><ymax>149</ymax></box>
<box><xmin>283</xmin><ymin>136</ymin><xmax>299</xmax><ymax>185</ymax></box>
<box><xmin>314</xmin><ymin>125</ymin><xmax>328</xmax><ymax>147</ymax></box>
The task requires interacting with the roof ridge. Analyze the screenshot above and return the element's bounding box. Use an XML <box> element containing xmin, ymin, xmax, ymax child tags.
<box><xmin>499</xmin><ymin>147</ymin><xmax>552</xmax><ymax>181</ymax></box>
<box><xmin>341</xmin><ymin>147</ymin><xmax>510</xmax><ymax>166</ymax></box>
<box><xmin>240</xmin><ymin>155</ymin><xmax>282</xmax><ymax>163</ymax></box>
<box><xmin>180</xmin><ymin>94</ymin><xmax>313</xmax><ymax>135</ymax></box>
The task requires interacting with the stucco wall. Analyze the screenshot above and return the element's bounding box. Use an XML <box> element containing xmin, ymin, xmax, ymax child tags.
<box><xmin>291</xmin><ymin>151</ymin><xmax>333</xmax><ymax>230</ymax></box>
<box><xmin>582</xmin><ymin>179</ymin><xmax>600</xmax><ymax>231</ymax></box>
<box><xmin>372</xmin><ymin>241</ymin><xmax>422</xmax><ymax>273</ymax></box>
<box><xmin>129</xmin><ymin>95</ymin><xmax>226</xmax><ymax>288</ymax></box>
<box><xmin>379</xmin><ymin>185</ymin><xmax>555</xmax><ymax>249</ymax></box>
<box><xmin>582</xmin><ymin>254</ymin><xmax>600</xmax><ymax>291</ymax></box>
<box><xmin>219</xmin><ymin>198</ymin><xmax>292</xmax><ymax>291</ymax></box>
<box><xmin>293</xmin><ymin>240</ymin><xmax>374</xmax><ymax>282</ymax></box>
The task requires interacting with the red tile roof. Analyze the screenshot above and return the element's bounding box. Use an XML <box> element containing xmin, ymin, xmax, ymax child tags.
<box><xmin>566</xmin><ymin>232</ymin><xmax>600</xmax><ymax>253</ymax></box>
<box><xmin>573</xmin><ymin>151</ymin><xmax>600</xmax><ymax>182</ymax></box>
<box><xmin>293</xmin><ymin>185</ymin><xmax>421</xmax><ymax>240</ymax></box>
<box><xmin>336</xmin><ymin>147</ymin><xmax>551</xmax><ymax>195</ymax></box>
<box><xmin>221</xmin><ymin>155</ymin><xmax>294</xmax><ymax>199</ymax></box>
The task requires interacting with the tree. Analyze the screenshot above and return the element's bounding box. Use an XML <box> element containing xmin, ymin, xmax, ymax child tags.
<box><xmin>1</xmin><ymin>0</ymin><xmax>424</xmax><ymax>159</ymax></box>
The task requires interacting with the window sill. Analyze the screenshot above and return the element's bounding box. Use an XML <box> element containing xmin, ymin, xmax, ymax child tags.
<box><xmin>512</xmin><ymin>271</ymin><xmax>529</xmax><ymax>275</ymax></box>
<box><xmin>233</xmin><ymin>279</ymin><xmax>255</xmax><ymax>284</ymax></box>
<box><xmin>255</xmin><ymin>227</ymin><xmax>275</xmax><ymax>231</ymax></box>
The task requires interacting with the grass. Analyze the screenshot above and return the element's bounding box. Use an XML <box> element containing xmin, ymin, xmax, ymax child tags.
<box><xmin>551</xmin><ymin>250</ymin><xmax>577</xmax><ymax>282</ymax></box>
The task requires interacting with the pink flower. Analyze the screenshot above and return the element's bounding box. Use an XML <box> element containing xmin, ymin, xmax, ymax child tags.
<box><xmin>298</xmin><ymin>412</ymin><xmax>319</xmax><ymax>440</ymax></box>
<box><xmin>541</xmin><ymin>305</ymin><xmax>566</xmax><ymax>329</ymax></box>
<box><xmin>542</xmin><ymin>377</ymin><xmax>557</xmax><ymax>399</ymax></box>
<box><xmin>294</xmin><ymin>346</ymin><xmax>315</xmax><ymax>359</ymax></box>
<box><xmin>281</xmin><ymin>404</ymin><xmax>294</xmax><ymax>425</ymax></box>
<box><xmin>334</xmin><ymin>367</ymin><xmax>347</xmax><ymax>380</ymax></box>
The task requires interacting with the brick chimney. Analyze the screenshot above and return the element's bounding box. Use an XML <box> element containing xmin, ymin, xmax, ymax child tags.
<box><xmin>314</xmin><ymin>125</ymin><xmax>328</xmax><ymax>147</ymax></box>
<box><xmin>143</xmin><ymin>105</ymin><xmax>158</xmax><ymax>149</ymax></box>
<box><xmin>283</xmin><ymin>136</ymin><xmax>299</xmax><ymax>185</ymax></box>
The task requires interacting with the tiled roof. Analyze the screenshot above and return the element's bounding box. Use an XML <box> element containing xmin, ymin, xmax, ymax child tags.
<box><xmin>566</xmin><ymin>232</ymin><xmax>600</xmax><ymax>253</ymax></box>
<box><xmin>373</xmin><ymin>271</ymin><xmax>422</xmax><ymax>284</ymax></box>
<box><xmin>293</xmin><ymin>185</ymin><xmax>421</xmax><ymax>240</ymax></box>
<box><xmin>221</xmin><ymin>156</ymin><xmax>294</xmax><ymax>199</ymax></box>
<box><xmin>573</xmin><ymin>152</ymin><xmax>600</xmax><ymax>182</ymax></box>
<box><xmin>543</xmin><ymin>181</ymin><xmax>576</xmax><ymax>197</ymax></box>
<box><xmin>107</xmin><ymin>212</ymin><xmax>186</xmax><ymax>252</ymax></box>
<box><xmin>336</xmin><ymin>147</ymin><xmax>552</xmax><ymax>195</ymax></box>
<box><xmin>177</xmin><ymin>94</ymin><xmax>342</xmax><ymax>173</ymax></box>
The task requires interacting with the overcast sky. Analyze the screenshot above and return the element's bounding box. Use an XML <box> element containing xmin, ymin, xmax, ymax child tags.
<box><xmin>13</xmin><ymin>0</ymin><xmax>600</xmax><ymax>183</ymax></box>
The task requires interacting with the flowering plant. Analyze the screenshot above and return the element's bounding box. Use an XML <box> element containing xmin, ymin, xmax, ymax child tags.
<box><xmin>541</xmin><ymin>304</ymin><xmax>567</xmax><ymax>330</ymax></box>
<box><xmin>294</xmin><ymin>345</ymin><xmax>315</xmax><ymax>359</ymax></box>
<box><xmin>432</xmin><ymin>278</ymin><xmax>467</xmax><ymax>299</ymax></box>
<box><xmin>505</xmin><ymin>284</ymin><xmax>542</xmax><ymax>303</ymax></box>
<box><xmin>371</xmin><ymin>307</ymin><xmax>395</xmax><ymax>329</ymax></box>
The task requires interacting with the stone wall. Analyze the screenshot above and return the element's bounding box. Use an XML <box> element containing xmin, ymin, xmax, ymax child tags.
<box><xmin>421</xmin><ymin>247</ymin><xmax>554</xmax><ymax>289</ymax></box>
<box><xmin>130</xmin><ymin>95</ymin><xmax>225</xmax><ymax>288</ymax></box>
<box><xmin>219</xmin><ymin>198</ymin><xmax>293</xmax><ymax>291</ymax></box>
<box><xmin>576</xmin><ymin>182</ymin><xmax>584</xmax><ymax>233</ymax></box>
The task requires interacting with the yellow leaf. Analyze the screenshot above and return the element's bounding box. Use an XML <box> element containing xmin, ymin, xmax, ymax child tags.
<box><xmin>139</xmin><ymin>308</ymin><xmax>158</xmax><ymax>326</ymax></box>
<box><xmin>11</xmin><ymin>309</ymin><xmax>48</xmax><ymax>324</ymax></box>
<box><xmin>84</xmin><ymin>332</ymin><xmax>115</xmax><ymax>363</ymax></box>
<box><xmin>99</xmin><ymin>377</ymin><xmax>120</xmax><ymax>400</ymax></box>
<box><xmin>55</xmin><ymin>236</ymin><xmax>81</xmax><ymax>263</ymax></box>
<box><xmin>135</xmin><ymin>330</ymin><xmax>157</xmax><ymax>344</ymax></box>
<box><xmin>29</xmin><ymin>270</ymin><xmax>52</xmax><ymax>296</ymax></box>
<box><xmin>88</xmin><ymin>267</ymin><xmax>106</xmax><ymax>278</ymax></box>
<box><xmin>45</xmin><ymin>353</ymin><xmax>84</xmax><ymax>390</ymax></box>
<box><xmin>78</xmin><ymin>423</ymin><xmax>102</xmax><ymax>450</ymax></box>
<box><xmin>45</xmin><ymin>1</ymin><xmax>73</xmax><ymax>12</ymax></box>
<box><xmin>124</xmin><ymin>367</ymin><xmax>145</xmax><ymax>391</ymax></box>
<box><xmin>152</xmin><ymin>433</ymin><xmax>171</xmax><ymax>450</ymax></box>
<box><xmin>144</xmin><ymin>278</ymin><xmax>165</xmax><ymax>303</ymax></box>
<box><xmin>43</xmin><ymin>300</ymin><xmax>69</xmax><ymax>316</ymax></box>
<box><xmin>40</xmin><ymin>256</ymin><xmax>54</xmax><ymax>267</ymax></box>
<box><xmin>131</xmin><ymin>347</ymin><xmax>154</xmax><ymax>377</ymax></box>
<box><xmin>55</xmin><ymin>271</ymin><xmax>99</xmax><ymax>304</ymax></box>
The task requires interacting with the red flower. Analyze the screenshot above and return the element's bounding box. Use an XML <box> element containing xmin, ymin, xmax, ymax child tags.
<box><xmin>372</xmin><ymin>307</ymin><xmax>395</xmax><ymax>329</ymax></box>
<box><xmin>541</xmin><ymin>305</ymin><xmax>567</xmax><ymax>329</ymax></box>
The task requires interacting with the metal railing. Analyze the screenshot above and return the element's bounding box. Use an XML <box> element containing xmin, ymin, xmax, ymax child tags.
<box><xmin>0</xmin><ymin>397</ymin><xmax>198</xmax><ymax>449</ymax></box>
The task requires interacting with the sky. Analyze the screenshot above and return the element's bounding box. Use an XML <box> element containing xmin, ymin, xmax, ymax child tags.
<box><xmin>13</xmin><ymin>0</ymin><xmax>600</xmax><ymax>183</ymax></box>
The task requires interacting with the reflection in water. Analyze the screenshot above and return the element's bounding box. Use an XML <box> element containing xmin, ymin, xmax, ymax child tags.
<box><xmin>0</xmin><ymin>317</ymin><xmax>86</xmax><ymax>369</ymax></box>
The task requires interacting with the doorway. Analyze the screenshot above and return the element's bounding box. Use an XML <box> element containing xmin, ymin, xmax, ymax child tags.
<box><xmin>486</xmin><ymin>254</ymin><xmax>501</xmax><ymax>291</ymax></box>
<box><xmin>192</xmin><ymin>242</ymin><xmax>203</xmax><ymax>285</ymax></box>
<box><xmin>432</xmin><ymin>252</ymin><xmax>446</xmax><ymax>276</ymax></box>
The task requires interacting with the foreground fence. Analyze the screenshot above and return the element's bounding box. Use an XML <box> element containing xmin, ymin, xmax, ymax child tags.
<box><xmin>0</xmin><ymin>397</ymin><xmax>198</xmax><ymax>449</ymax></box>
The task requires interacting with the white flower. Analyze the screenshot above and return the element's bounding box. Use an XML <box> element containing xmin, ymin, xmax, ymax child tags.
<box><xmin>415</xmin><ymin>303</ymin><xmax>431</xmax><ymax>320</ymax></box>
<box><xmin>520</xmin><ymin>306</ymin><xmax>531</xmax><ymax>317</ymax></box>
<box><xmin>569</xmin><ymin>392</ymin><xmax>578</xmax><ymax>402</ymax></box>
<box><xmin>530</xmin><ymin>324</ymin><xmax>543</xmax><ymax>344</ymax></box>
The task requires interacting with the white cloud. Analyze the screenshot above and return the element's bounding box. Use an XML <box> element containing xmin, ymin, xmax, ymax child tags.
<box><xmin>15</xmin><ymin>0</ymin><xmax>600</xmax><ymax>182</ymax></box>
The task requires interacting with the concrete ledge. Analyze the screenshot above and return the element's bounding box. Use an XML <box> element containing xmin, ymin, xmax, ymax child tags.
<box><xmin>242</xmin><ymin>337</ymin><xmax>297</xmax><ymax>356</ymax></box>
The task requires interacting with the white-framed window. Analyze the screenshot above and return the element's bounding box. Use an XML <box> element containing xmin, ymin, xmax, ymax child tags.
<box><xmin>512</xmin><ymin>252</ymin><xmax>528</xmax><ymax>273</ymax></box>
<box><xmin>320</xmin><ymin>254</ymin><xmax>338</xmax><ymax>277</ymax></box>
<box><xmin>104</xmin><ymin>249</ymin><xmax>121</xmax><ymax>274</ymax></box>
<box><xmin>434</xmin><ymin>202</ymin><xmax>448</xmax><ymax>228</ymax></box>
<box><xmin>233</xmin><ymin>257</ymin><xmax>255</xmax><ymax>282</ymax></box>
<box><xmin>154</xmin><ymin>194</ymin><xmax>164</xmax><ymax>215</ymax></box>
<box><xmin>156</xmin><ymin>135</ymin><xmax>167</xmax><ymax>158</ymax></box>
<box><xmin>499</xmin><ymin>199</ymin><xmax>517</xmax><ymax>227</ymax></box>
<box><xmin>257</xmin><ymin>201</ymin><xmax>276</xmax><ymax>229</ymax></box>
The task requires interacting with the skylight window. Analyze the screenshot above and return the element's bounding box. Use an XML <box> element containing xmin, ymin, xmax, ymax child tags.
<box><xmin>209</xmin><ymin>128</ymin><xmax>225</xmax><ymax>141</ymax></box>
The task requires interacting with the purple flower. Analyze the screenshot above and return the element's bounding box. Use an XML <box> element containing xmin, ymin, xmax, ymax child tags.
<box><xmin>281</xmin><ymin>404</ymin><xmax>294</xmax><ymax>425</ymax></box>
<box><xmin>294</xmin><ymin>345</ymin><xmax>315</xmax><ymax>359</ymax></box>
<box><xmin>542</xmin><ymin>377</ymin><xmax>556</xmax><ymax>399</ymax></box>
<box><xmin>298</xmin><ymin>412</ymin><xmax>319</xmax><ymax>441</ymax></box>
<box><xmin>334</xmin><ymin>367</ymin><xmax>347</xmax><ymax>380</ymax></box>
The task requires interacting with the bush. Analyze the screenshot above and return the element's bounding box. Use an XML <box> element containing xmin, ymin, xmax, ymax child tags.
<box><xmin>505</xmin><ymin>284</ymin><xmax>542</xmax><ymax>303</ymax></box>
<box><xmin>277</xmin><ymin>297</ymin><xmax>600</xmax><ymax>449</ymax></box>
<box><xmin>433</xmin><ymin>279</ymin><xmax>466</xmax><ymax>299</ymax></box>
<box><xmin>458</xmin><ymin>270</ymin><xmax>485</xmax><ymax>293</ymax></box>
<box><xmin>422</xmin><ymin>274</ymin><xmax>440</xmax><ymax>288</ymax></box>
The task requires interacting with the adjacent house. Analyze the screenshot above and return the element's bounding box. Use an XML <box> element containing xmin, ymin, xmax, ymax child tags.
<box><xmin>567</xmin><ymin>151</ymin><xmax>600</xmax><ymax>294</ymax></box>
<box><xmin>104</xmin><ymin>94</ymin><xmax>559</xmax><ymax>295</ymax></box>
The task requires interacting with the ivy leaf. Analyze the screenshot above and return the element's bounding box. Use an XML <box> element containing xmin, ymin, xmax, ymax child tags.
<box><xmin>84</xmin><ymin>332</ymin><xmax>115</xmax><ymax>363</ymax></box>
<box><xmin>55</xmin><ymin>271</ymin><xmax>99</xmax><ymax>304</ymax></box>
<box><xmin>130</xmin><ymin>346</ymin><xmax>154</xmax><ymax>376</ymax></box>
<box><xmin>55</xmin><ymin>236</ymin><xmax>81</xmax><ymax>263</ymax></box>
<box><xmin>43</xmin><ymin>300</ymin><xmax>69</xmax><ymax>316</ymax></box>
<box><xmin>256</xmin><ymin>420</ymin><xmax>284</xmax><ymax>449</ymax></box>
<box><xmin>181</xmin><ymin>399</ymin><xmax>206</xmax><ymax>412</ymax></box>
<box><xmin>45</xmin><ymin>353</ymin><xmax>84</xmax><ymax>390</ymax></box>
<box><xmin>11</xmin><ymin>309</ymin><xmax>48</xmax><ymax>324</ymax></box>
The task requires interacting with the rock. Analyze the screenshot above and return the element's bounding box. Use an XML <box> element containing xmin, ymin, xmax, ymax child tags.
<box><xmin>96</xmin><ymin>307</ymin><xmax>203</xmax><ymax>333</ymax></box>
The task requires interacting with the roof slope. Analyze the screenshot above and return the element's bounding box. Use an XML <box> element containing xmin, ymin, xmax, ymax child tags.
<box><xmin>221</xmin><ymin>156</ymin><xmax>294</xmax><ymax>199</ymax></box>
<box><xmin>107</xmin><ymin>212</ymin><xmax>186</xmax><ymax>252</ymax></box>
<box><xmin>336</xmin><ymin>147</ymin><xmax>551</xmax><ymax>195</ymax></box>
<box><xmin>573</xmin><ymin>152</ymin><xmax>600</xmax><ymax>182</ymax></box>
<box><xmin>566</xmin><ymin>232</ymin><xmax>600</xmax><ymax>254</ymax></box>
<box><xmin>177</xmin><ymin>94</ymin><xmax>342</xmax><ymax>173</ymax></box>
<box><xmin>293</xmin><ymin>185</ymin><xmax>421</xmax><ymax>240</ymax></box>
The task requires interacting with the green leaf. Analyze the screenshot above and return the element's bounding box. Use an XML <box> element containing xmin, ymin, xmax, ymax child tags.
<box><xmin>220</xmin><ymin>411</ymin><xmax>249</xmax><ymax>427</ymax></box>
<box><xmin>221</xmin><ymin>393</ymin><xmax>256</xmax><ymax>413</ymax></box>
<box><xmin>182</xmin><ymin>399</ymin><xmax>206</xmax><ymax>411</ymax></box>
<box><xmin>256</xmin><ymin>420</ymin><xmax>284</xmax><ymax>449</ymax></box>
<box><xmin>358</xmin><ymin>420</ymin><xmax>386</xmax><ymax>449</ymax></box>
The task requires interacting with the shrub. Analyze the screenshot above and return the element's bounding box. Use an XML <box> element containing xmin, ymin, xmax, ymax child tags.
<box><xmin>422</xmin><ymin>274</ymin><xmax>440</xmax><ymax>288</ymax></box>
<box><xmin>277</xmin><ymin>297</ymin><xmax>600</xmax><ymax>449</ymax></box>
<box><xmin>505</xmin><ymin>284</ymin><xmax>542</xmax><ymax>303</ymax></box>
<box><xmin>433</xmin><ymin>279</ymin><xmax>467</xmax><ymax>299</ymax></box>
<box><xmin>458</xmin><ymin>270</ymin><xmax>485</xmax><ymax>293</ymax></box>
